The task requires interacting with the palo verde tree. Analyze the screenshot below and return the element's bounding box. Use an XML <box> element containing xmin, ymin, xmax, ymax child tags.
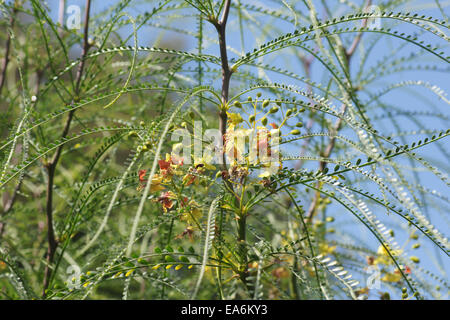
<box><xmin>0</xmin><ymin>0</ymin><xmax>449</xmax><ymax>300</ymax></box>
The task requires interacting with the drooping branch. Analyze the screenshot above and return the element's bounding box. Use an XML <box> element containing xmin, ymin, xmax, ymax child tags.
<box><xmin>305</xmin><ymin>0</ymin><xmax>372</xmax><ymax>222</ymax></box>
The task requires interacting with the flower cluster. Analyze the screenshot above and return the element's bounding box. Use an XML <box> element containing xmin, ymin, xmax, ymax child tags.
<box><xmin>137</xmin><ymin>152</ymin><xmax>217</xmax><ymax>240</ymax></box>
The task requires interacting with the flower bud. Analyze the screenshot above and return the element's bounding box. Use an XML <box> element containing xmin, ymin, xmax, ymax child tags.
<box><xmin>290</xmin><ymin>129</ymin><xmax>301</xmax><ymax>135</ymax></box>
<box><xmin>128</xmin><ymin>131</ymin><xmax>138</xmax><ymax>138</ymax></box>
<box><xmin>286</xmin><ymin>109</ymin><xmax>293</xmax><ymax>117</ymax></box>
<box><xmin>295</xmin><ymin>122</ymin><xmax>304</xmax><ymax>128</ymax></box>
<box><xmin>261</xmin><ymin>117</ymin><xmax>268</xmax><ymax>126</ymax></box>
<box><xmin>263</xmin><ymin>100</ymin><xmax>270</xmax><ymax>108</ymax></box>
<box><xmin>233</xmin><ymin>101</ymin><xmax>242</xmax><ymax>108</ymax></box>
<box><xmin>269</xmin><ymin>106</ymin><xmax>278</xmax><ymax>113</ymax></box>
<box><xmin>249</xmin><ymin>115</ymin><xmax>255</xmax><ymax>123</ymax></box>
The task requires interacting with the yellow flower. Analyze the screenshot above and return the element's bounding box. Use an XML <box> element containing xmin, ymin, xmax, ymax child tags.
<box><xmin>149</xmin><ymin>174</ymin><xmax>166</xmax><ymax>192</ymax></box>
<box><xmin>381</xmin><ymin>272</ymin><xmax>402</xmax><ymax>283</ymax></box>
<box><xmin>374</xmin><ymin>245</ymin><xmax>402</xmax><ymax>266</ymax></box>
<box><xmin>319</xmin><ymin>243</ymin><xmax>337</xmax><ymax>255</ymax></box>
<box><xmin>182</xmin><ymin>202</ymin><xmax>202</xmax><ymax>225</ymax></box>
<box><xmin>194</xmin><ymin>154</ymin><xmax>216</xmax><ymax>171</ymax></box>
<box><xmin>227</xmin><ymin>112</ymin><xmax>243</xmax><ymax>129</ymax></box>
<box><xmin>258</xmin><ymin>162</ymin><xmax>282</xmax><ymax>178</ymax></box>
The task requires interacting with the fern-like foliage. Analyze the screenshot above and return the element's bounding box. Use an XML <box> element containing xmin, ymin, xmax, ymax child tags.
<box><xmin>0</xmin><ymin>0</ymin><xmax>448</xmax><ymax>300</ymax></box>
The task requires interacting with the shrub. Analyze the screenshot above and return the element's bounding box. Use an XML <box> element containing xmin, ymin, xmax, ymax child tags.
<box><xmin>0</xmin><ymin>0</ymin><xmax>448</xmax><ymax>300</ymax></box>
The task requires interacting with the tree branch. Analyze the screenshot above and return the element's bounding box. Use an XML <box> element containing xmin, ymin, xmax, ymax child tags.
<box><xmin>212</xmin><ymin>0</ymin><xmax>248</xmax><ymax>288</ymax></box>
<box><xmin>0</xmin><ymin>2</ymin><xmax>18</xmax><ymax>96</ymax></box>
<box><xmin>42</xmin><ymin>0</ymin><xmax>92</xmax><ymax>296</ymax></box>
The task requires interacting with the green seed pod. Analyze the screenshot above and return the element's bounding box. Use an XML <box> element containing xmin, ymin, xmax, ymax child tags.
<box><xmin>269</xmin><ymin>106</ymin><xmax>279</xmax><ymax>113</ymax></box>
<box><xmin>286</xmin><ymin>109</ymin><xmax>293</xmax><ymax>117</ymax></box>
<box><xmin>141</xmin><ymin>145</ymin><xmax>149</xmax><ymax>152</ymax></box>
<box><xmin>380</xmin><ymin>292</ymin><xmax>390</xmax><ymax>300</ymax></box>
<box><xmin>290</xmin><ymin>129</ymin><xmax>301</xmax><ymax>135</ymax></box>
<box><xmin>249</xmin><ymin>115</ymin><xmax>255</xmax><ymax>123</ymax></box>
<box><xmin>263</xmin><ymin>100</ymin><xmax>270</xmax><ymax>108</ymax></box>
<box><xmin>299</xmin><ymin>107</ymin><xmax>306</xmax><ymax>113</ymax></box>
<box><xmin>412</xmin><ymin>243</ymin><xmax>420</xmax><ymax>249</ymax></box>
<box><xmin>326</xmin><ymin>216</ymin><xmax>335</xmax><ymax>222</ymax></box>
<box><xmin>402</xmin><ymin>287</ymin><xmax>407</xmax><ymax>294</ymax></box>
<box><xmin>139</xmin><ymin>121</ymin><xmax>145</xmax><ymax>126</ymax></box>
<box><xmin>413</xmin><ymin>292</ymin><xmax>419</xmax><ymax>297</ymax></box>
<box><xmin>261</xmin><ymin>117</ymin><xmax>268</xmax><ymax>126</ymax></box>
<box><xmin>410</xmin><ymin>234</ymin><xmax>419</xmax><ymax>240</ymax></box>
<box><xmin>410</xmin><ymin>256</ymin><xmax>420</xmax><ymax>263</ymax></box>
<box><xmin>276</xmin><ymin>101</ymin><xmax>282</xmax><ymax>107</ymax></box>
<box><xmin>295</xmin><ymin>122</ymin><xmax>304</xmax><ymax>128</ymax></box>
<box><xmin>247</xmin><ymin>96</ymin><xmax>253</xmax><ymax>102</ymax></box>
<box><xmin>402</xmin><ymin>293</ymin><xmax>408</xmax><ymax>299</ymax></box>
<box><xmin>234</xmin><ymin>101</ymin><xmax>242</xmax><ymax>108</ymax></box>
<box><xmin>256</xmin><ymin>92</ymin><xmax>262</xmax><ymax>98</ymax></box>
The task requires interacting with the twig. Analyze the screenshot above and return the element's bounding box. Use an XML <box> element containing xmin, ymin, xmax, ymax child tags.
<box><xmin>212</xmin><ymin>0</ymin><xmax>232</xmax><ymax>170</ymax></box>
<box><xmin>0</xmin><ymin>2</ymin><xmax>18</xmax><ymax>96</ymax></box>
<box><xmin>42</xmin><ymin>0</ymin><xmax>92</xmax><ymax>296</ymax></box>
<box><xmin>211</xmin><ymin>0</ymin><xmax>248</xmax><ymax>288</ymax></box>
